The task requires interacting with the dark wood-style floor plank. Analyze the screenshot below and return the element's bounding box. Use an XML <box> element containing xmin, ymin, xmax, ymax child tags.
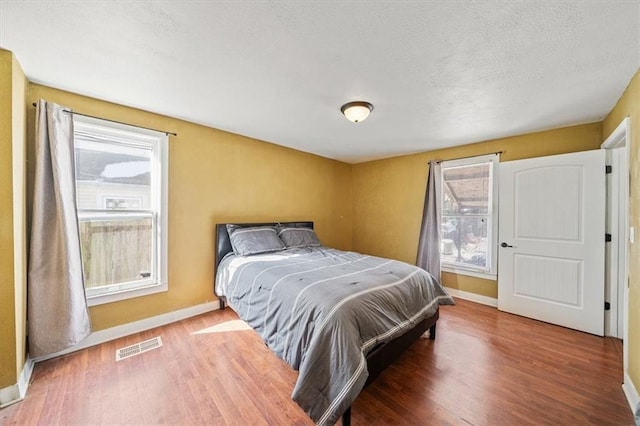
<box><xmin>0</xmin><ymin>298</ymin><xmax>633</xmax><ymax>425</ymax></box>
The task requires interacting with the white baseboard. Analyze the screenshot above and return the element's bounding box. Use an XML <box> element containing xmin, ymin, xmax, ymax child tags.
<box><xmin>33</xmin><ymin>300</ymin><xmax>221</xmax><ymax>363</ymax></box>
<box><xmin>444</xmin><ymin>286</ymin><xmax>498</xmax><ymax>307</ymax></box>
<box><xmin>0</xmin><ymin>356</ymin><xmax>34</xmax><ymax>409</ymax></box>
<box><xmin>622</xmin><ymin>372</ymin><xmax>640</xmax><ymax>422</ymax></box>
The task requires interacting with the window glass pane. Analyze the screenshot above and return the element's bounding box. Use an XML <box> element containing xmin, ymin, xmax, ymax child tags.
<box><xmin>442</xmin><ymin>162</ymin><xmax>490</xmax><ymax>215</ymax></box>
<box><xmin>79</xmin><ymin>217</ymin><xmax>153</xmax><ymax>288</ymax></box>
<box><xmin>75</xmin><ymin>139</ymin><xmax>152</xmax><ymax>210</ymax></box>
<box><xmin>441</xmin><ymin>216</ymin><xmax>488</xmax><ymax>269</ymax></box>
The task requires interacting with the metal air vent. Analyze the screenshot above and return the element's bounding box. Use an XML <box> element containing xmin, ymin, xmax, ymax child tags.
<box><xmin>115</xmin><ymin>336</ymin><xmax>163</xmax><ymax>361</ymax></box>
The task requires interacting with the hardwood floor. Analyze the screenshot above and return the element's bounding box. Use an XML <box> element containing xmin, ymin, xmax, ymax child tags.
<box><xmin>1</xmin><ymin>299</ymin><xmax>633</xmax><ymax>425</ymax></box>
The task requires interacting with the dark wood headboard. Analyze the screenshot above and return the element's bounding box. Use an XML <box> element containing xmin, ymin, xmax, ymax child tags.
<box><xmin>214</xmin><ymin>221</ymin><xmax>314</xmax><ymax>271</ymax></box>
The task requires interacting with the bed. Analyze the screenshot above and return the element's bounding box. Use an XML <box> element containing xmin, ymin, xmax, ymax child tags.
<box><xmin>214</xmin><ymin>221</ymin><xmax>454</xmax><ymax>425</ymax></box>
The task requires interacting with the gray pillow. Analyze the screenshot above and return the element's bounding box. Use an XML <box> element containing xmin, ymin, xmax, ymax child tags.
<box><xmin>278</xmin><ymin>227</ymin><xmax>321</xmax><ymax>248</ymax></box>
<box><xmin>227</xmin><ymin>225</ymin><xmax>285</xmax><ymax>256</ymax></box>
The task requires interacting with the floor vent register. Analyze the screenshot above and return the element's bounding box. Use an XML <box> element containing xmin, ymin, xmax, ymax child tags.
<box><xmin>115</xmin><ymin>336</ymin><xmax>163</xmax><ymax>361</ymax></box>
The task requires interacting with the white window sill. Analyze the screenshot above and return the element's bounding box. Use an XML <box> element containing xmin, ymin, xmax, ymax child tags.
<box><xmin>441</xmin><ymin>266</ymin><xmax>497</xmax><ymax>281</ymax></box>
<box><xmin>86</xmin><ymin>281</ymin><xmax>168</xmax><ymax>307</ymax></box>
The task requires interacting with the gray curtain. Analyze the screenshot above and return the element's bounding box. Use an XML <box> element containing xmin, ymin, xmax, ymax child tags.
<box><xmin>416</xmin><ymin>160</ymin><xmax>442</xmax><ymax>284</ymax></box>
<box><xmin>28</xmin><ymin>100</ymin><xmax>91</xmax><ymax>358</ymax></box>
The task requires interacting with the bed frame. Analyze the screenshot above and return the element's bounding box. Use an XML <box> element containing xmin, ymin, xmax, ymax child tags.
<box><xmin>214</xmin><ymin>221</ymin><xmax>438</xmax><ymax>425</ymax></box>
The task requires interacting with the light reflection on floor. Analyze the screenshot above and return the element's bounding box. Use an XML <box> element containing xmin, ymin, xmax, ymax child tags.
<box><xmin>192</xmin><ymin>319</ymin><xmax>252</xmax><ymax>335</ymax></box>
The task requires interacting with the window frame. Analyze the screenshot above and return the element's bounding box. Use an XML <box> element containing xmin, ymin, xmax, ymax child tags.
<box><xmin>439</xmin><ymin>153</ymin><xmax>499</xmax><ymax>279</ymax></box>
<box><xmin>73</xmin><ymin>115</ymin><xmax>169</xmax><ymax>306</ymax></box>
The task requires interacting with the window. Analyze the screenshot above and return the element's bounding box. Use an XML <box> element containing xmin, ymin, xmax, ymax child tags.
<box><xmin>440</xmin><ymin>153</ymin><xmax>499</xmax><ymax>278</ymax></box>
<box><xmin>73</xmin><ymin>115</ymin><xmax>168</xmax><ymax>306</ymax></box>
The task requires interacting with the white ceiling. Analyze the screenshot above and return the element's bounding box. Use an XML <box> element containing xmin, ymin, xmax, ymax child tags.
<box><xmin>1</xmin><ymin>1</ymin><xmax>639</xmax><ymax>163</ymax></box>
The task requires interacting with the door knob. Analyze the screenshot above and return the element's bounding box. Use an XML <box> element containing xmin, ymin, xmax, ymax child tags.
<box><xmin>500</xmin><ymin>242</ymin><xmax>514</xmax><ymax>248</ymax></box>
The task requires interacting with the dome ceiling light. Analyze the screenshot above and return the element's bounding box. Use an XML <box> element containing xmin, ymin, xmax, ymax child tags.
<box><xmin>341</xmin><ymin>101</ymin><xmax>373</xmax><ymax>123</ymax></box>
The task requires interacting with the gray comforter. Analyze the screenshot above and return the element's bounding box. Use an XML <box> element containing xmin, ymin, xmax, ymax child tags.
<box><xmin>216</xmin><ymin>247</ymin><xmax>454</xmax><ymax>425</ymax></box>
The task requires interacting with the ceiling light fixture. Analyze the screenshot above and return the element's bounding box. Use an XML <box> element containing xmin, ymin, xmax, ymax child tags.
<box><xmin>341</xmin><ymin>101</ymin><xmax>373</xmax><ymax>123</ymax></box>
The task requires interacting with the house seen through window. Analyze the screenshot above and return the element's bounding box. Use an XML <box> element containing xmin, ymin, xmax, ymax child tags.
<box><xmin>73</xmin><ymin>115</ymin><xmax>168</xmax><ymax>305</ymax></box>
<box><xmin>440</xmin><ymin>153</ymin><xmax>499</xmax><ymax>277</ymax></box>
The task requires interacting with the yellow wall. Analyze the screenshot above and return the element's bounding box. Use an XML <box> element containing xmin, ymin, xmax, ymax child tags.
<box><xmin>6</xmin><ymin>51</ymin><xmax>636</xmax><ymax>402</ymax></box>
<box><xmin>603</xmin><ymin>69</ymin><xmax>640</xmax><ymax>392</ymax></box>
<box><xmin>26</xmin><ymin>84</ymin><xmax>353</xmax><ymax>331</ymax></box>
<box><xmin>352</xmin><ymin>123</ymin><xmax>603</xmax><ymax>298</ymax></box>
<box><xmin>0</xmin><ymin>50</ymin><xmax>27</xmax><ymax>389</ymax></box>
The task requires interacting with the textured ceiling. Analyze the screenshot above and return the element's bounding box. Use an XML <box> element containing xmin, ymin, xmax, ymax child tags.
<box><xmin>1</xmin><ymin>1</ymin><xmax>639</xmax><ymax>163</ymax></box>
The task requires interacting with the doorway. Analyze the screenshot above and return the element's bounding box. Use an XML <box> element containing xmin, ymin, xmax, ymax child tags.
<box><xmin>601</xmin><ymin>117</ymin><xmax>630</xmax><ymax>371</ymax></box>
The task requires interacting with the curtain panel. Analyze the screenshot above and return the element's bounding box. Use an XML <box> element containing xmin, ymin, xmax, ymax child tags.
<box><xmin>28</xmin><ymin>100</ymin><xmax>91</xmax><ymax>358</ymax></box>
<box><xmin>416</xmin><ymin>160</ymin><xmax>442</xmax><ymax>284</ymax></box>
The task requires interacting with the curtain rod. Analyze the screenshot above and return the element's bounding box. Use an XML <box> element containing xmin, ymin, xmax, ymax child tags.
<box><xmin>435</xmin><ymin>151</ymin><xmax>502</xmax><ymax>164</ymax></box>
<box><xmin>31</xmin><ymin>102</ymin><xmax>177</xmax><ymax>137</ymax></box>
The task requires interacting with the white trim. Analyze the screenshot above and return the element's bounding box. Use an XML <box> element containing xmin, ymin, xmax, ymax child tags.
<box><xmin>74</xmin><ymin>115</ymin><xmax>169</xmax><ymax>307</ymax></box>
<box><xmin>33</xmin><ymin>300</ymin><xmax>220</xmax><ymax>363</ymax></box>
<box><xmin>444</xmin><ymin>286</ymin><xmax>498</xmax><ymax>307</ymax></box>
<box><xmin>442</xmin><ymin>266</ymin><xmax>497</xmax><ymax>280</ymax></box>
<box><xmin>16</xmin><ymin>356</ymin><xmax>33</xmax><ymax>403</ymax></box>
<box><xmin>86</xmin><ymin>281</ymin><xmax>168</xmax><ymax>307</ymax></box>
<box><xmin>0</xmin><ymin>356</ymin><xmax>34</xmax><ymax>408</ymax></box>
<box><xmin>440</xmin><ymin>153</ymin><xmax>500</xmax><ymax>276</ymax></box>
<box><xmin>603</xmin><ymin>148</ymin><xmax>620</xmax><ymax>337</ymax></box>
<box><xmin>601</xmin><ymin>117</ymin><xmax>630</xmax><ymax>149</ymax></box>
<box><xmin>622</xmin><ymin>372</ymin><xmax>640</xmax><ymax>419</ymax></box>
<box><xmin>601</xmin><ymin>117</ymin><xmax>631</xmax><ymax>369</ymax></box>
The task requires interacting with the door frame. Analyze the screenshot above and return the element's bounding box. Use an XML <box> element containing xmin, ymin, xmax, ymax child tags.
<box><xmin>600</xmin><ymin>117</ymin><xmax>630</xmax><ymax>370</ymax></box>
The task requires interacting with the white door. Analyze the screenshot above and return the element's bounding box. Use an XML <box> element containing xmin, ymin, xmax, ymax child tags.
<box><xmin>498</xmin><ymin>150</ymin><xmax>605</xmax><ymax>336</ymax></box>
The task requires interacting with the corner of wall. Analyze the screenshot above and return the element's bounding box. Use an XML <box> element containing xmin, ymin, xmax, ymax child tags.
<box><xmin>0</xmin><ymin>356</ymin><xmax>33</xmax><ymax>408</ymax></box>
<box><xmin>0</xmin><ymin>48</ymin><xmax>29</xmax><ymax>394</ymax></box>
<box><xmin>347</xmin><ymin>161</ymin><xmax>355</xmax><ymax>251</ymax></box>
<box><xmin>12</xmin><ymin>49</ymin><xmax>28</xmax><ymax>387</ymax></box>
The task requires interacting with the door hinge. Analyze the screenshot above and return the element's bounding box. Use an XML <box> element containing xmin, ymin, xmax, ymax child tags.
<box><xmin>604</xmin><ymin>301</ymin><xmax>611</xmax><ymax>311</ymax></box>
<box><xmin>605</xmin><ymin>165</ymin><xmax>612</xmax><ymax>174</ymax></box>
<box><xmin>605</xmin><ymin>233</ymin><xmax>612</xmax><ymax>242</ymax></box>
